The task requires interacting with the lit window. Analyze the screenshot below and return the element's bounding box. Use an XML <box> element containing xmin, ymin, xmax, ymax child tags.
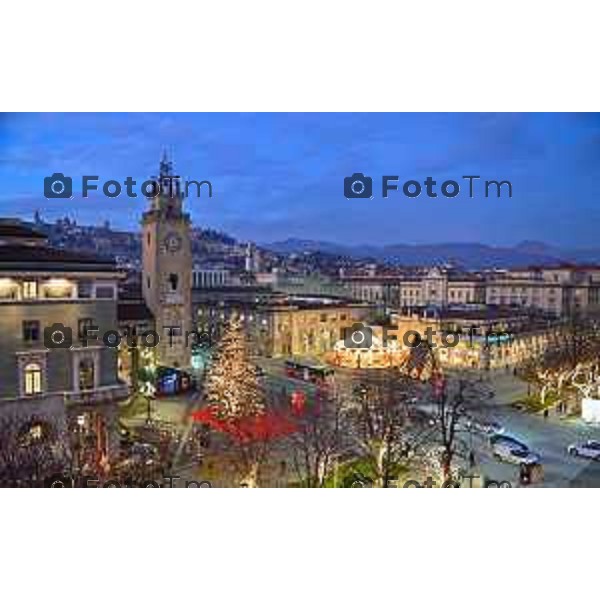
<box><xmin>0</xmin><ymin>278</ymin><xmax>17</xmax><ymax>299</ymax></box>
<box><xmin>24</xmin><ymin>363</ymin><xmax>42</xmax><ymax>395</ymax></box>
<box><xmin>23</xmin><ymin>281</ymin><xmax>37</xmax><ymax>299</ymax></box>
<box><xmin>44</xmin><ymin>279</ymin><xmax>72</xmax><ymax>299</ymax></box>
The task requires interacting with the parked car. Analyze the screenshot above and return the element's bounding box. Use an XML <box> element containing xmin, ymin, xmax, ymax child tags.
<box><xmin>490</xmin><ymin>435</ymin><xmax>540</xmax><ymax>466</ymax></box>
<box><xmin>567</xmin><ymin>440</ymin><xmax>600</xmax><ymax>460</ymax></box>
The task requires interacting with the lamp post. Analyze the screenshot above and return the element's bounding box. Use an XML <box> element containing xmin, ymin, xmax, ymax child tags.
<box><xmin>141</xmin><ymin>365</ymin><xmax>156</xmax><ymax>424</ymax></box>
<box><xmin>138</xmin><ymin>349</ymin><xmax>157</xmax><ymax>424</ymax></box>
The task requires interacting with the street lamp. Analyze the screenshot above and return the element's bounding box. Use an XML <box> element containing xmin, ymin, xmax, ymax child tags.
<box><xmin>141</xmin><ymin>364</ymin><xmax>156</xmax><ymax>424</ymax></box>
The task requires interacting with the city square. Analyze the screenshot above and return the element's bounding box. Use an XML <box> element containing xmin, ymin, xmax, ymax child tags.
<box><xmin>1</xmin><ymin>115</ymin><xmax>600</xmax><ymax>488</ymax></box>
<box><xmin>3</xmin><ymin>6</ymin><xmax>599</xmax><ymax>600</ymax></box>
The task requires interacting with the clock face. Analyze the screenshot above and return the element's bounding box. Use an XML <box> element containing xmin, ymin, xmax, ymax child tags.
<box><xmin>163</xmin><ymin>232</ymin><xmax>183</xmax><ymax>254</ymax></box>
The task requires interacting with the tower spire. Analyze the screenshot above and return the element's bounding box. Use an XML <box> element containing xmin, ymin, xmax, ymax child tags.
<box><xmin>160</xmin><ymin>148</ymin><xmax>173</xmax><ymax>177</ymax></box>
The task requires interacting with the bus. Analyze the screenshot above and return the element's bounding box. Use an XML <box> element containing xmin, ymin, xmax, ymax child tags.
<box><xmin>284</xmin><ymin>360</ymin><xmax>334</xmax><ymax>387</ymax></box>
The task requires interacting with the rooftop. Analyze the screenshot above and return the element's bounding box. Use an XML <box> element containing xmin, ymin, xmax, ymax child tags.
<box><xmin>0</xmin><ymin>220</ymin><xmax>47</xmax><ymax>240</ymax></box>
<box><xmin>0</xmin><ymin>244</ymin><xmax>117</xmax><ymax>272</ymax></box>
<box><xmin>117</xmin><ymin>301</ymin><xmax>154</xmax><ymax>322</ymax></box>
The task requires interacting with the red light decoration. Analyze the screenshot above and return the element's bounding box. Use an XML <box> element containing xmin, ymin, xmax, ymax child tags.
<box><xmin>290</xmin><ymin>390</ymin><xmax>306</xmax><ymax>415</ymax></box>
<box><xmin>192</xmin><ymin>406</ymin><xmax>299</xmax><ymax>443</ymax></box>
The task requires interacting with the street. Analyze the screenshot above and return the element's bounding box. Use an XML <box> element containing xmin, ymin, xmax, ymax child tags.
<box><xmin>122</xmin><ymin>360</ymin><xmax>600</xmax><ymax>487</ymax></box>
<box><xmin>442</xmin><ymin>372</ymin><xmax>600</xmax><ymax>487</ymax></box>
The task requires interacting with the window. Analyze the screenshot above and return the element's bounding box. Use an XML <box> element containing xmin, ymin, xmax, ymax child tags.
<box><xmin>79</xmin><ymin>358</ymin><xmax>95</xmax><ymax>391</ymax></box>
<box><xmin>147</xmin><ymin>276</ymin><xmax>151</xmax><ymax>289</ymax></box>
<box><xmin>78</xmin><ymin>281</ymin><xmax>93</xmax><ymax>299</ymax></box>
<box><xmin>23</xmin><ymin>320</ymin><xmax>40</xmax><ymax>342</ymax></box>
<box><xmin>24</xmin><ymin>363</ymin><xmax>42</xmax><ymax>395</ymax></box>
<box><xmin>43</xmin><ymin>279</ymin><xmax>73</xmax><ymax>299</ymax></box>
<box><xmin>23</xmin><ymin>280</ymin><xmax>37</xmax><ymax>299</ymax></box>
<box><xmin>95</xmin><ymin>286</ymin><xmax>114</xmax><ymax>299</ymax></box>
<box><xmin>169</xmin><ymin>273</ymin><xmax>179</xmax><ymax>291</ymax></box>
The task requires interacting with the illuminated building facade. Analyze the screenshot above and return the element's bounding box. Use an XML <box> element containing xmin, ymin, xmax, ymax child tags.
<box><xmin>485</xmin><ymin>266</ymin><xmax>600</xmax><ymax>317</ymax></box>
<box><xmin>341</xmin><ymin>267</ymin><xmax>486</xmax><ymax>310</ymax></box>
<box><xmin>194</xmin><ymin>287</ymin><xmax>373</xmax><ymax>358</ymax></box>
<box><xmin>390</xmin><ymin>307</ymin><xmax>557</xmax><ymax>370</ymax></box>
<box><xmin>0</xmin><ymin>219</ymin><xmax>128</xmax><ymax>464</ymax></box>
<box><xmin>341</xmin><ymin>265</ymin><xmax>600</xmax><ymax>318</ymax></box>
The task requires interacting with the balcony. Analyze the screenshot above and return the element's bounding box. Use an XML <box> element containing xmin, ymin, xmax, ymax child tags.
<box><xmin>5</xmin><ymin>383</ymin><xmax>129</xmax><ymax>406</ymax></box>
<box><xmin>63</xmin><ymin>383</ymin><xmax>130</xmax><ymax>406</ymax></box>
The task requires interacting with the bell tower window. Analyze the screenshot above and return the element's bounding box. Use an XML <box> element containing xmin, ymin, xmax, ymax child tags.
<box><xmin>169</xmin><ymin>273</ymin><xmax>179</xmax><ymax>291</ymax></box>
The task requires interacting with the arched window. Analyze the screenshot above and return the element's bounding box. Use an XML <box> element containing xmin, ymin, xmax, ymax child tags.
<box><xmin>169</xmin><ymin>273</ymin><xmax>179</xmax><ymax>291</ymax></box>
<box><xmin>79</xmin><ymin>358</ymin><xmax>95</xmax><ymax>390</ymax></box>
<box><xmin>24</xmin><ymin>363</ymin><xmax>42</xmax><ymax>395</ymax></box>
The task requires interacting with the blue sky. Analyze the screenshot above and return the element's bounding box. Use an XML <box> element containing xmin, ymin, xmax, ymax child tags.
<box><xmin>0</xmin><ymin>113</ymin><xmax>599</xmax><ymax>247</ymax></box>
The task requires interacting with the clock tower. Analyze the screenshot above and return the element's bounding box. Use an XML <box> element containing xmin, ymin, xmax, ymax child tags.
<box><xmin>142</xmin><ymin>152</ymin><xmax>193</xmax><ymax>369</ymax></box>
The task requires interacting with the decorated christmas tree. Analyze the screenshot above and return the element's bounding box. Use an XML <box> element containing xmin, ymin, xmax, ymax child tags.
<box><xmin>204</xmin><ymin>317</ymin><xmax>265</xmax><ymax>421</ymax></box>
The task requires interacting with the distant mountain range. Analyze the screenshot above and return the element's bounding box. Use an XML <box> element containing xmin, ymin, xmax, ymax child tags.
<box><xmin>264</xmin><ymin>239</ymin><xmax>600</xmax><ymax>269</ymax></box>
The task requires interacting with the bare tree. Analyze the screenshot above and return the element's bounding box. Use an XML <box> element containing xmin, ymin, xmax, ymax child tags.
<box><xmin>229</xmin><ymin>435</ymin><xmax>272</xmax><ymax>488</ymax></box>
<box><xmin>520</xmin><ymin>316</ymin><xmax>600</xmax><ymax>410</ymax></box>
<box><xmin>0</xmin><ymin>415</ymin><xmax>70</xmax><ymax>487</ymax></box>
<box><xmin>542</xmin><ymin>314</ymin><xmax>600</xmax><ymax>370</ymax></box>
<box><xmin>289</xmin><ymin>392</ymin><xmax>345</xmax><ymax>487</ymax></box>
<box><xmin>344</xmin><ymin>369</ymin><xmax>418</xmax><ymax>487</ymax></box>
<box><xmin>432</xmin><ymin>378</ymin><xmax>470</xmax><ymax>481</ymax></box>
<box><xmin>427</xmin><ymin>374</ymin><xmax>494</xmax><ymax>482</ymax></box>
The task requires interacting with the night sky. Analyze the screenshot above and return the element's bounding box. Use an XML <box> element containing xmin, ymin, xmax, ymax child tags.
<box><xmin>1</xmin><ymin>112</ymin><xmax>599</xmax><ymax>248</ymax></box>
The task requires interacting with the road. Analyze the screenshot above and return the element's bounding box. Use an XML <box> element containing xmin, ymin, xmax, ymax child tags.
<box><xmin>448</xmin><ymin>372</ymin><xmax>600</xmax><ymax>487</ymax></box>
<box><xmin>125</xmin><ymin>360</ymin><xmax>600</xmax><ymax>487</ymax></box>
<box><xmin>258</xmin><ymin>358</ymin><xmax>600</xmax><ymax>487</ymax></box>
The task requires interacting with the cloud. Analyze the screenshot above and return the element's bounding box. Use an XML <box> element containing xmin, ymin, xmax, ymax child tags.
<box><xmin>1</xmin><ymin>113</ymin><xmax>599</xmax><ymax>247</ymax></box>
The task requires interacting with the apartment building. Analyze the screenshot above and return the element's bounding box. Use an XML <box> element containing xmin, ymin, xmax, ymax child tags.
<box><xmin>485</xmin><ymin>266</ymin><xmax>600</xmax><ymax>316</ymax></box>
<box><xmin>0</xmin><ymin>220</ymin><xmax>128</xmax><ymax>465</ymax></box>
